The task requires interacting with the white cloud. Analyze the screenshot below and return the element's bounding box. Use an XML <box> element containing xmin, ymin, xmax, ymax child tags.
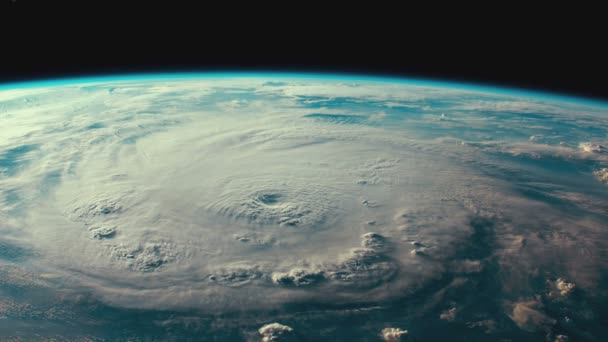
<box><xmin>547</xmin><ymin>278</ymin><xmax>576</xmax><ymax>298</ymax></box>
<box><xmin>594</xmin><ymin>168</ymin><xmax>608</xmax><ymax>183</ymax></box>
<box><xmin>579</xmin><ymin>142</ymin><xmax>607</xmax><ymax>153</ymax></box>
<box><xmin>440</xmin><ymin>307</ymin><xmax>457</xmax><ymax>321</ymax></box>
<box><xmin>381</xmin><ymin>327</ymin><xmax>408</xmax><ymax>341</ymax></box>
<box><xmin>258</xmin><ymin>322</ymin><xmax>294</xmax><ymax>341</ymax></box>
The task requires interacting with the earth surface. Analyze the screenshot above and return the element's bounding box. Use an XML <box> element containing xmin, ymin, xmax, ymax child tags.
<box><xmin>0</xmin><ymin>74</ymin><xmax>607</xmax><ymax>341</ymax></box>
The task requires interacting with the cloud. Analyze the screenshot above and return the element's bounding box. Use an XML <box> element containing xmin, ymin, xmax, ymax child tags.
<box><xmin>594</xmin><ymin>168</ymin><xmax>608</xmax><ymax>183</ymax></box>
<box><xmin>360</xmin><ymin>232</ymin><xmax>387</xmax><ymax>250</ymax></box>
<box><xmin>369</xmin><ymin>111</ymin><xmax>387</xmax><ymax>121</ymax></box>
<box><xmin>579</xmin><ymin>142</ymin><xmax>607</xmax><ymax>153</ymax></box>
<box><xmin>258</xmin><ymin>323</ymin><xmax>294</xmax><ymax>341</ymax></box>
<box><xmin>547</xmin><ymin>278</ymin><xmax>576</xmax><ymax>299</ymax></box>
<box><xmin>440</xmin><ymin>307</ymin><xmax>457</xmax><ymax>321</ymax></box>
<box><xmin>271</xmin><ymin>268</ymin><xmax>325</xmax><ymax>287</ymax></box>
<box><xmin>509</xmin><ymin>298</ymin><xmax>556</xmax><ymax>332</ymax></box>
<box><xmin>1</xmin><ymin>76</ymin><xmax>607</xmax><ymax>341</ymax></box>
<box><xmin>381</xmin><ymin>327</ymin><xmax>408</xmax><ymax>341</ymax></box>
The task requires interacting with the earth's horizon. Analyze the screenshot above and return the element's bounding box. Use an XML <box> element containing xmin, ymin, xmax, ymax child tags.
<box><xmin>1</xmin><ymin>73</ymin><xmax>607</xmax><ymax>341</ymax></box>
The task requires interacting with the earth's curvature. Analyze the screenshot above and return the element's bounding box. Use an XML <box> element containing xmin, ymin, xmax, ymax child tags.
<box><xmin>0</xmin><ymin>73</ymin><xmax>607</xmax><ymax>341</ymax></box>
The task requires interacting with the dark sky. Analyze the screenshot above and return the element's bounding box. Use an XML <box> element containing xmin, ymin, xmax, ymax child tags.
<box><xmin>2</xmin><ymin>2</ymin><xmax>606</xmax><ymax>102</ymax></box>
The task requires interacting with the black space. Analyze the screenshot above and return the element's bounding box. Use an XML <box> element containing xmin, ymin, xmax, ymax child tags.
<box><xmin>2</xmin><ymin>3</ymin><xmax>607</xmax><ymax>102</ymax></box>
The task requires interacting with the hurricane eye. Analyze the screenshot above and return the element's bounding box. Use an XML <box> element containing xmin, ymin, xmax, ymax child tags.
<box><xmin>256</xmin><ymin>193</ymin><xmax>282</xmax><ymax>205</ymax></box>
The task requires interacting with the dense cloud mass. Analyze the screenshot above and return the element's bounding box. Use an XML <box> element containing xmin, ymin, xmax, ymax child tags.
<box><xmin>0</xmin><ymin>76</ymin><xmax>607</xmax><ymax>340</ymax></box>
<box><xmin>381</xmin><ymin>327</ymin><xmax>408</xmax><ymax>341</ymax></box>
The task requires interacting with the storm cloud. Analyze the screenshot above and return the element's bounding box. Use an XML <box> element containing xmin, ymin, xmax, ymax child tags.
<box><xmin>0</xmin><ymin>75</ymin><xmax>607</xmax><ymax>340</ymax></box>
